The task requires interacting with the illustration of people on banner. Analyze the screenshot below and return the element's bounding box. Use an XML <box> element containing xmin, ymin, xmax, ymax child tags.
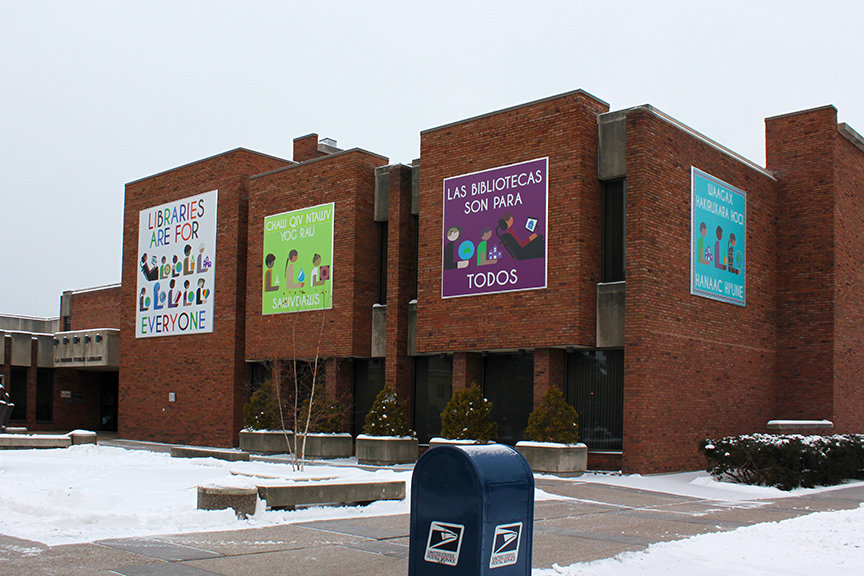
<box><xmin>136</xmin><ymin>190</ymin><xmax>218</xmax><ymax>337</ymax></box>
<box><xmin>441</xmin><ymin>158</ymin><xmax>548</xmax><ymax>298</ymax></box>
<box><xmin>691</xmin><ymin>167</ymin><xmax>746</xmax><ymax>306</ymax></box>
<box><xmin>262</xmin><ymin>202</ymin><xmax>334</xmax><ymax>314</ymax></box>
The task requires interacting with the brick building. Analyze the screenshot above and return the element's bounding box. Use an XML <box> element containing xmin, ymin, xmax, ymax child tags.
<box><xmin>5</xmin><ymin>89</ymin><xmax>864</xmax><ymax>473</ymax></box>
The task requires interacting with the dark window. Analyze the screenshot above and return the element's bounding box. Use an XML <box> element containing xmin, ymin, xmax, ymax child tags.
<box><xmin>248</xmin><ymin>361</ymin><xmax>272</xmax><ymax>392</ymax></box>
<box><xmin>35</xmin><ymin>368</ymin><xmax>53</xmax><ymax>422</ymax></box>
<box><xmin>566</xmin><ymin>349</ymin><xmax>624</xmax><ymax>450</ymax></box>
<box><xmin>602</xmin><ymin>180</ymin><xmax>626</xmax><ymax>282</ymax></box>
<box><xmin>352</xmin><ymin>358</ymin><xmax>385</xmax><ymax>436</ymax></box>
<box><xmin>378</xmin><ymin>223</ymin><xmax>388</xmax><ymax>304</ymax></box>
<box><xmin>9</xmin><ymin>367</ymin><xmax>27</xmax><ymax>421</ymax></box>
<box><xmin>413</xmin><ymin>355</ymin><xmax>453</xmax><ymax>443</ymax></box>
<box><xmin>483</xmin><ymin>353</ymin><xmax>534</xmax><ymax>444</ymax></box>
<box><xmin>411</xmin><ymin>215</ymin><xmax>419</xmax><ymax>300</ymax></box>
<box><xmin>100</xmin><ymin>372</ymin><xmax>119</xmax><ymax>431</ymax></box>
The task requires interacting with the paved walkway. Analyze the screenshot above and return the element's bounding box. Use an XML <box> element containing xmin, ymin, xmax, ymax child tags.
<box><xmin>1</xmin><ymin>444</ymin><xmax>863</xmax><ymax>575</ymax></box>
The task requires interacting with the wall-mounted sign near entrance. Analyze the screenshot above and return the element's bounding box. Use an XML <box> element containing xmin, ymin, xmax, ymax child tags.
<box><xmin>441</xmin><ymin>158</ymin><xmax>548</xmax><ymax>299</ymax></box>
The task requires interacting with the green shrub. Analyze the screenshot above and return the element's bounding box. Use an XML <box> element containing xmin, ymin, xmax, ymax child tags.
<box><xmin>242</xmin><ymin>379</ymin><xmax>282</xmax><ymax>430</ymax></box>
<box><xmin>440</xmin><ymin>383</ymin><xmax>498</xmax><ymax>443</ymax></box>
<box><xmin>363</xmin><ymin>384</ymin><xmax>415</xmax><ymax>437</ymax></box>
<box><xmin>525</xmin><ymin>387</ymin><xmax>579</xmax><ymax>444</ymax></box>
<box><xmin>700</xmin><ymin>434</ymin><xmax>864</xmax><ymax>491</ymax></box>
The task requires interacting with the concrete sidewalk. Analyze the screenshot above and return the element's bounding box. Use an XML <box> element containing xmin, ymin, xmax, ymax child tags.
<box><xmin>1</xmin><ymin>474</ymin><xmax>863</xmax><ymax>576</ymax></box>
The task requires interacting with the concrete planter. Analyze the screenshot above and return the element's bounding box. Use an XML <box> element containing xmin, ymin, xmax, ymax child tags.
<box><xmin>297</xmin><ymin>433</ymin><xmax>353</xmax><ymax>459</ymax></box>
<box><xmin>515</xmin><ymin>441</ymin><xmax>587</xmax><ymax>477</ymax></box>
<box><xmin>239</xmin><ymin>430</ymin><xmax>294</xmax><ymax>454</ymax></box>
<box><xmin>356</xmin><ymin>435</ymin><xmax>418</xmax><ymax>465</ymax></box>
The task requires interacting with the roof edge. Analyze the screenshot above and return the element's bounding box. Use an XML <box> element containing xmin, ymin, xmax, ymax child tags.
<box><xmin>126</xmin><ymin>148</ymin><xmax>293</xmax><ymax>186</ymax></box>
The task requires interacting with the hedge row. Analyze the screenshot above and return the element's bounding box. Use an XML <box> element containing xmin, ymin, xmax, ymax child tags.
<box><xmin>699</xmin><ymin>434</ymin><xmax>864</xmax><ymax>491</ymax></box>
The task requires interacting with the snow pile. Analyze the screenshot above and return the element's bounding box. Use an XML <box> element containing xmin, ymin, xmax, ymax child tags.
<box><xmin>536</xmin><ymin>504</ymin><xmax>864</xmax><ymax>575</ymax></box>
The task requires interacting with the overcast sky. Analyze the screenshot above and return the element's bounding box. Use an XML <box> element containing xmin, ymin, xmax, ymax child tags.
<box><xmin>2</xmin><ymin>1</ymin><xmax>862</xmax><ymax>318</ymax></box>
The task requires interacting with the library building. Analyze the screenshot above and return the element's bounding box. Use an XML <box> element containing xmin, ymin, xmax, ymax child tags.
<box><xmin>4</xmin><ymin>89</ymin><xmax>864</xmax><ymax>473</ymax></box>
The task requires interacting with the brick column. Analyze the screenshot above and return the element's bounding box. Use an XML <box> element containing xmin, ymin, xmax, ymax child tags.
<box><xmin>452</xmin><ymin>352</ymin><xmax>482</xmax><ymax>391</ymax></box>
<box><xmin>533</xmin><ymin>348</ymin><xmax>565</xmax><ymax>407</ymax></box>
<box><xmin>384</xmin><ymin>165</ymin><xmax>417</xmax><ymax>418</ymax></box>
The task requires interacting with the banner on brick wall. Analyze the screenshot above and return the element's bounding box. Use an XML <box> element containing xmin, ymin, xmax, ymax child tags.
<box><xmin>262</xmin><ymin>202</ymin><xmax>335</xmax><ymax>314</ymax></box>
<box><xmin>441</xmin><ymin>158</ymin><xmax>548</xmax><ymax>298</ymax></box>
<box><xmin>691</xmin><ymin>167</ymin><xmax>746</xmax><ymax>306</ymax></box>
<box><xmin>136</xmin><ymin>190</ymin><xmax>218</xmax><ymax>338</ymax></box>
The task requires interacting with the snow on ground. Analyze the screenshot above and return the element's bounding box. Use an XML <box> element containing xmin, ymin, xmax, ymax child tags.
<box><xmin>0</xmin><ymin>445</ymin><xmax>412</xmax><ymax>546</ymax></box>
<box><xmin>0</xmin><ymin>445</ymin><xmax>863</xmax><ymax>575</ymax></box>
<box><xmin>535</xmin><ymin>505</ymin><xmax>864</xmax><ymax>576</ymax></box>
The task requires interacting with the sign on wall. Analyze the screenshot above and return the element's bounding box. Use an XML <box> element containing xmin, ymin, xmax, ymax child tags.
<box><xmin>441</xmin><ymin>158</ymin><xmax>548</xmax><ymax>298</ymax></box>
<box><xmin>136</xmin><ymin>190</ymin><xmax>218</xmax><ymax>338</ymax></box>
<box><xmin>691</xmin><ymin>167</ymin><xmax>746</xmax><ymax>306</ymax></box>
<box><xmin>262</xmin><ymin>202</ymin><xmax>335</xmax><ymax>314</ymax></box>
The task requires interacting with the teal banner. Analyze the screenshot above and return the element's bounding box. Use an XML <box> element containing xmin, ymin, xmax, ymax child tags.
<box><xmin>690</xmin><ymin>167</ymin><xmax>746</xmax><ymax>306</ymax></box>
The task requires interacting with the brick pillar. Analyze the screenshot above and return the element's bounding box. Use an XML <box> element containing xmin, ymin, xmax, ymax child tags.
<box><xmin>384</xmin><ymin>165</ymin><xmax>417</xmax><ymax>419</ymax></box>
<box><xmin>452</xmin><ymin>352</ymin><xmax>482</xmax><ymax>392</ymax></box>
<box><xmin>766</xmin><ymin>106</ymin><xmax>838</xmax><ymax>421</ymax></box>
<box><xmin>533</xmin><ymin>348</ymin><xmax>565</xmax><ymax>407</ymax></box>
<box><xmin>293</xmin><ymin>134</ymin><xmax>328</xmax><ymax>163</ymax></box>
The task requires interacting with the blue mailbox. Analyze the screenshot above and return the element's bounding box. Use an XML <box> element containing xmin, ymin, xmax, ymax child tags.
<box><xmin>409</xmin><ymin>444</ymin><xmax>534</xmax><ymax>575</ymax></box>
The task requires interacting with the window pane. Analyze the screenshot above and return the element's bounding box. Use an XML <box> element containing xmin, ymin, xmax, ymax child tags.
<box><xmin>352</xmin><ymin>359</ymin><xmax>385</xmax><ymax>436</ymax></box>
<box><xmin>566</xmin><ymin>349</ymin><xmax>624</xmax><ymax>450</ymax></box>
<box><xmin>9</xmin><ymin>367</ymin><xmax>27</xmax><ymax>421</ymax></box>
<box><xmin>36</xmin><ymin>368</ymin><xmax>53</xmax><ymax>422</ymax></box>
<box><xmin>602</xmin><ymin>180</ymin><xmax>625</xmax><ymax>282</ymax></box>
<box><xmin>483</xmin><ymin>353</ymin><xmax>534</xmax><ymax>444</ymax></box>
<box><xmin>413</xmin><ymin>355</ymin><xmax>453</xmax><ymax>443</ymax></box>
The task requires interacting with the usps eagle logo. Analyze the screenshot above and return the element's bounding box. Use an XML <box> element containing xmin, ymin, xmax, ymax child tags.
<box><xmin>489</xmin><ymin>522</ymin><xmax>522</xmax><ymax>568</ymax></box>
<box><xmin>424</xmin><ymin>521</ymin><xmax>465</xmax><ymax>566</ymax></box>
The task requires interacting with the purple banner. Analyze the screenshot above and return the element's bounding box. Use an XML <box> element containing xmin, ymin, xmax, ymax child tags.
<box><xmin>441</xmin><ymin>157</ymin><xmax>548</xmax><ymax>298</ymax></box>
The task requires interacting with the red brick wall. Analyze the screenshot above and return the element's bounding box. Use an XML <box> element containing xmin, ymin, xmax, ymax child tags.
<box><xmin>69</xmin><ymin>286</ymin><xmax>121</xmax><ymax>330</ymax></box>
<box><xmin>119</xmin><ymin>149</ymin><xmax>291</xmax><ymax>447</ymax></box>
<box><xmin>384</xmin><ymin>165</ymin><xmax>416</xmax><ymax>416</ymax></box>
<box><xmin>416</xmin><ymin>90</ymin><xmax>609</xmax><ymax>353</ymax></box>
<box><xmin>766</xmin><ymin>107</ymin><xmax>838</xmax><ymax>421</ymax></box>
<box><xmin>49</xmin><ymin>368</ymin><xmax>106</xmax><ymax>431</ymax></box>
<box><xmin>624</xmin><ymin>108</ymin><xmax>779</xmax><ymax>473</ymax></box>
<box><xmin>833</xmin><ymin>131</ymin><xmax>864</xmax><ymax>432</ymax></box>
<box><xmin>245</xmin><ymin>150</ymin><xmax>389</xmax><ymax>361</ymax></box>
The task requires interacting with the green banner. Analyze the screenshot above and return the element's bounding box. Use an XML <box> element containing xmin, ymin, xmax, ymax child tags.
<box><xmin>262</xmin><ymin>202</ymin><xmax>334</xmax><ymax>314</ymax></box>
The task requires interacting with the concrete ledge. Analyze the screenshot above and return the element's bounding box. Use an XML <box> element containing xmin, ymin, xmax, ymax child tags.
<box><xmin>170</xmin><ymin>446</ymin><xmax>251</xmax><ymax>461</ymax></box>
<box><xmin>298</xmin><ymin>433</ymin><xmax>353</xmax><ymax>459</ymax></box>
<box><xmin>516</xmin><ymin>441</ymin><xmax>588</xmax><ymax>477</ymax></box>
<box><xmin>767</xmin><ymin>420</ymin><xmax>834</xmax><ymax>431</ymax></box>
<box><xmin>0</xmin><ymin>434</ymin><xmax>72</xmax><ymax>449</ymax></box>
<box><xmin>239</xmin><ymin>430</ymin><xmax>294</xmax><ymax>454</ymax></box>
<box><xmin>3</xmin><ymin>427</ymin><xmax>28</xmax><ymax>435</ymax></box>
<box><xmin>356</xmin><ymin>435</ymin><xmax>418</xmax><ymax>465</ymax></box>
<box><xmin>69</xmin><ymin>430</ymin><xmax>98</xmax><ymax>445</ymax></box>
<box><xmin>197</xmin><ymin>485</ymin><xmax>258</xmax><ymax>518</ymax></box>
<box><xmin>258</xmin><ymin>480</ymin><xmax>405</xmax><ymax>510</ymax></box>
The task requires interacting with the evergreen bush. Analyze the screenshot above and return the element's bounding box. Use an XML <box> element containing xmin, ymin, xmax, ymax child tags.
<box><xmin>440</xmin><ymin>383</ymin><xmax>498</xmax><ymax>443</ymax></box>
<box><xmin>524</xmin><ymin>386</ymin><xmax>579</xmax><ymax>444</ymax></box>
<box><xmin>700</xmin><ymin>433</ymin><xmax>864</xmax><ymax>491</ymax></box>
<box><xmin>242</xmin><ymin>380</ymin><xmax>282</xmax><ymax>430</ymax></box>
<box><xmin>363</xmin><ymin>384</ymin><xmax>415</xmax><ymax>437</ymax></box>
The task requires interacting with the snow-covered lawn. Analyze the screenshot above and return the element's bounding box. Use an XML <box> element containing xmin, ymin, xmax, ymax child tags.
<box><xmin>0</xmin><ymin>445</ymin><xmax>862</xmax><ymax>575</ymax></box>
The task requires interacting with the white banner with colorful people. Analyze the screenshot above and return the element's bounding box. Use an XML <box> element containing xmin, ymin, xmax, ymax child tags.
<box><xmin>136</xmin><ymin>190</ymin><xmax>218</xmax><ymax>337</ymax></box>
